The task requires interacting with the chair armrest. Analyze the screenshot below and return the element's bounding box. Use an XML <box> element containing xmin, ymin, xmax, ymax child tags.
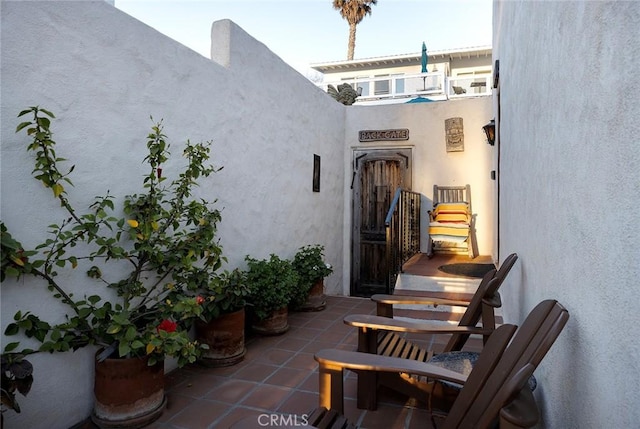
<box><xmin>344</xmin><ymin>314</ymin><xmax>491</xmax><ymax>336</ymax></box>
<box><xmin>315</xmin><ymin>348</ymin><xmax>468</xmax><ymax>386</ymax></box>
<box><xmin>371</xmin><ymin>294</ymin><xmax>469</xmax><ymax>317</ymax></box>
<box><xmin>372</xmin><ymin>293</ymin><xmax>471</xmax><ymax>317</ymax></box>
<box><xmin>372</xmin><ymin>294</ymin><xmax>471</xmax><ymax>308</ymax></box>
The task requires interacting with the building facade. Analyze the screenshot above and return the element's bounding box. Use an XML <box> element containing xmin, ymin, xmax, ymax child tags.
<box><xmin>312</xmin><ymin>46</ymin><xmax>492</xmax><ymax>104</ymax></box>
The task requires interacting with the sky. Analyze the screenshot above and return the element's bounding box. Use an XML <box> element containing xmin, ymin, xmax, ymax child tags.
<box><xmin>115</xmin><ymin>0</ymin><xmax>493</xmax><ymax>76</ymax></box>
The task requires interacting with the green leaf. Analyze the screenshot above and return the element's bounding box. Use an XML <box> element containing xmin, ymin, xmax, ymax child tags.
<box><xmin>16</xmin><ymin>121</ymin><xmax>32</xmax><ymax>133</ymax></box>
<box><xmin>40</xmin><ymin>342</ymin><xmax>54</xmax><ymax>353</ymax></box>
<box><xmin>17</xmin><ymin>318</ymin><xmax>33</xmax><ymax>330</ymax></box>
<box><xmin>106</xmin><ymin>325</ymin><xmax>121</xmax><ymax>335</ymax></box>
<box><xmin>34</xmin><ymin>328</ymin><xmax>47</xmax><ymax>343</ymax></box>
<box><xmin>4</xmin><ymin>323</ymin><xmax>19</xmax><ymax>336</ymax></box>
<box><xmin>39</xmin><ymin>108</ymin><xmax>56</xmax><ymax>118</ymax></box>
<box><xmin>4</xmin><ymin>266</ymin><xmax>20</xmax><ymax>277</ymax></box>
<box><xmin>125</xmin><ymin>326</ymin><xmax>136</xmax><ymax>341</ymax></box>
<box><xmin>78</xmin><ymin>307</ymin><xmax>92</xmax><ymax>318</ymax></box>
<box><xmin>37</xmin><ymin>117</ymin><xmax>51</xmax><ymax>128</ymax></box>
<box><xmin>4</xmin><ymin>341</ymin><xmax>20</xmax><ymax>353</ymax></box>
<box><xmin>118</xmin><ymin>342</ymin><xmax>130</xmax><ymax>357</ymax></box>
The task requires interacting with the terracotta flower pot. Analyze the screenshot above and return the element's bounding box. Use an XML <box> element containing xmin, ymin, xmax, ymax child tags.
<box><xmin>251</xmin><ymin>306</ymin><xmax>289</xmax><ymax>335</ymax></box>
<box><xmin>91</xmin><ymin>352</ymin><xmax>165</xmax><ymax>429</ymax></box>
<box><xmin>195</xmin><ymin>308</ymin><xmax>246</xmax><ymax>367</ymax></box>
<box><xmin>298</xmin><ymin>278</ymin><xmax>327</xmax><ymax>312</ymax></box>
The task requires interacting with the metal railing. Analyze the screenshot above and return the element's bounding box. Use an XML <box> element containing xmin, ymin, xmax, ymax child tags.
<box><xmin>385</xmin><ymin>188</ymin><xmax>421</xmax><ymax>293</ymax></box>
<box><xmin>447</xmin><ymin>75</ymin><xmax>492</xmax><ymax>98</ymax></box>
<box><xmin>318</xmin><ymin>73</ymin><xmax>491</xmax><ymax>103</ymax></box>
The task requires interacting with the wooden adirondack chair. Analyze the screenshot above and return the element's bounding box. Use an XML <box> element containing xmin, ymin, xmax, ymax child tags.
<box><xmin>427</xmin><ymin>184</ymin><xmax>475</xmax><ymax>258</ymax></box>
<box><xmin>315</xmin><ymin>299</ymin><xmax>569</xmax><ymax>429</ymax></box>
<box><xmin>346</xmin><ymin>253</ymin><xmax>518</xmax><ymax>410</ymax></box>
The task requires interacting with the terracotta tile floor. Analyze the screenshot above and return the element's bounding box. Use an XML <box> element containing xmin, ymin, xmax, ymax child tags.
<box><xmin>83</xmin><ymin>253</ymin><xmax>492</xmax><ymax>429</ymax></box>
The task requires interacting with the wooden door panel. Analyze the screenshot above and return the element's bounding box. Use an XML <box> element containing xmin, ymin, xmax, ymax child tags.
<box><xmin>359</xmin><ymin>240</ymin><xmax>386</xmax><ymax>290</ymax></box>
<box><xmin>352</xmin><ymin>150</ymin><xmax>411</xmax><ymax>296</ymax></box>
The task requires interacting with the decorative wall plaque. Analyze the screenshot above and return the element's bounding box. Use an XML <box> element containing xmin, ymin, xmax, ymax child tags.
<box><xmin>445</xmin><ymin>117</ymin><xmax>464</xmax><ymax>152</ymax></box>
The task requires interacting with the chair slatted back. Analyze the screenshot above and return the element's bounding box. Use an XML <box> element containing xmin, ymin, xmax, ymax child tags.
<box><xmin>444</xmin><ymin>299</ymin><xmax>570</xmax><ymax>429</ymax></box>
<box><xmin>434</xmin><ymin>184</ymin><xmax>472</xmax><ymax>207</ymax></box>
<box><xmin>440</xmin><ymin>323</ymin><xmax>517</xmax><ymax>426</ymax></box>
<box><xmin>444</xmin><ymin>253</ymin><xmax>518</xmax><ymax>352</ymax></box>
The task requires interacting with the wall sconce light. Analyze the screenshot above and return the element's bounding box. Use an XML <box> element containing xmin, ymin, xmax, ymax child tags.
<box><xmin>482</xmin><ymin>119</ymin><xmax>495</xmax><ymax>145</ymax></box>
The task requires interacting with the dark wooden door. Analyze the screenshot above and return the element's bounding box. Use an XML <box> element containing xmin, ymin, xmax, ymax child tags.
<box><xmin>351</xmin><ymin>149</ymin><xmax>412</xmax><ymax>296</ymax></box>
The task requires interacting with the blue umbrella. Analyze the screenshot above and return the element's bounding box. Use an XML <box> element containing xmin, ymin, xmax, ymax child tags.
<box><xmin>421</xmin><ymin>42</ymin><xmax>428</xmax><ymax>73</ymax></box>
<box><xmin>420</xmin><ymin>42</ymin><xmax>428</xmax><ymax>90</ymax></box>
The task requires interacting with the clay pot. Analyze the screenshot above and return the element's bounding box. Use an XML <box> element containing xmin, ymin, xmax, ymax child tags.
<box><xmin>251</xmin><ymin>306</ymin><xmax>289</xmax><ymax>335</ymax></box>
<box><xmin>195</xmin><ymin>308</ymin><xmax>246</xmax><ymax>367</ymax></box>
<box><xmin>92</xmin><ymin>352</ymin><xmax>165</xmax><ymax>428</ymax></box>
<box><xmin>298</xmin><ymin>278</ymin><xmax>327</xmax><ymax>312</ymax></box>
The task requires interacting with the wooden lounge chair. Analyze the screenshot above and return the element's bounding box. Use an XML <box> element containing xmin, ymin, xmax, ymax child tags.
<box><xmin>315</xmin><ymin>299</ymin><xmax>569</xmax><ymax>429</ymax></box>
<box><xmin>346</xmin><ymin>253</ymin><xmax>518</xmax><ymax>409</ymax></box>
<box><xmin>427</xmin><ymin>184</ymin><xmax>475</xmax><ymax>258</ymax></box>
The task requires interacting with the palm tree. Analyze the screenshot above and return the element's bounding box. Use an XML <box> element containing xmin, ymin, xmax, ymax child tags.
<box><xmin>332</xmin><ymin>0</ymin><xmax>378</xmax><ymax>60</ymax></box>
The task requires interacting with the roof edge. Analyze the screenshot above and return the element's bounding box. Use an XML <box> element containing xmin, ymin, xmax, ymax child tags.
<box><xmin>310</xmin><ymin>45</ymin><xmax>492</xmax><ymax>72</ymax></box>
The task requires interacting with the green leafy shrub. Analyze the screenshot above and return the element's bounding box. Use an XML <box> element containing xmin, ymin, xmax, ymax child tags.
<box><xmin>290</xmin><ymin>244</ymin><xmax>333</xmax><ymax>309</ymax></box>
<box><xmin>245</xmin><ymin>254</ymin><xmax>299</xmax><ymax>321</ymax></box>
<box><xmin>179</xmin><ymin>268</ymin><xmax>252</xmax><ymax>321</ymax></box>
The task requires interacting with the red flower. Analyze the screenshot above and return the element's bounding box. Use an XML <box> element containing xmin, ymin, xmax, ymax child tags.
<box><xmin>157</xmin><ymin>319</ymin><xmax>177</xmax><ymax>333</ymax></box>
<box><xmin>156</xmin><ymin>167</ymin><xmax>162</xmax><ymax>179</ymax></box>
<box><xmin>196</xmin><ymin>296</ymin><xmax>205</xmax><ymax>305</ymax></box>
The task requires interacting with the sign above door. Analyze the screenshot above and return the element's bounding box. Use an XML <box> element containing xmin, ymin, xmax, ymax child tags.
<box><xmin>358</xmin><ymin>129</ymin><xmax>409</xmax><ymax>143</ymax></box>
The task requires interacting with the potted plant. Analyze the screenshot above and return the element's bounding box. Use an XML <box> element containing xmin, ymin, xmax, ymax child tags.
<box><xmin>245</xmin><ymin>254</ymin><xmax>299</xmax><ymax>335</ymax></box>
<box><xmin>291</xmin><ymin>244</ymin><xmax>333</xmax><ymax>311</ymax></box>
<box><xmin>181</xmin><ymin>269</ymin><xmax>252</xmax><ymax>367</ymax></box>
<box><xmin>1</xmin><ymin>352</ymin><xmax>33</xmax><ymax>427</ymax></box>
<box><xmin>1</xmin><ymin>107</ymin><xmax>225</xmax><ymax>427</ymax></box>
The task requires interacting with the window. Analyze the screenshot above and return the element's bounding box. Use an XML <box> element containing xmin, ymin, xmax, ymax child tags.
<box><xmin>374</xmin><ymin>74</ymin><xmax>390</xmax><ymax>95</ymax></box>
<box><xmin>347</xmin><ymin>77</ymin><xmax>369</xmax><ymax>97</ymax></box>
<box><xmin>357</xmin><ymin>81</ymin><xmax>369</xmax><ymax>97</ymax></box>
<box><xmin>392</xmin><ymin>74</ymin><xmax>405</xmax><ymax>94</ymax></box>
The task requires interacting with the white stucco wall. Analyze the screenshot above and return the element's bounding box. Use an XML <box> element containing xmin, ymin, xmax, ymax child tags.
<box><xmin>1</xmin><ymin>2</ymin><xmax>345</xmax><ymax>427</ymax></box>
<box><xmin>344</xmin><ymin>97</ymin><xmax>495</xmax><ymax>259</ymax></box>
<box><xmin>1</xmin><ymin>2</ymin><xmax>497</xmax><ymax>427</ymax></box>
<box><xmin>494</xmin><ymin>1</ymin><xmax>640</xmax><ymax>427</ymax></box>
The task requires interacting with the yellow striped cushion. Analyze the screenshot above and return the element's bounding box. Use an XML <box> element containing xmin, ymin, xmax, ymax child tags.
<box><xmin>433</xmin><ymin>203</ymin><xmax>469</xmax><ymax>223</ymax></box>
<box><xmin>429</xmin><ymin>222</ymin><xmax>470</xmax><ymax>243</ymax></box>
